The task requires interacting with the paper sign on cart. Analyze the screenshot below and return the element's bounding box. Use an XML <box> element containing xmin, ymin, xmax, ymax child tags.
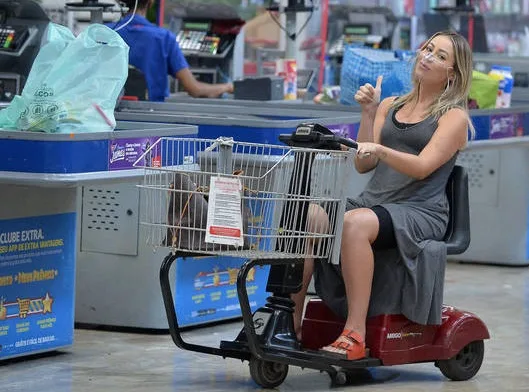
<box><xmin>205</xmin><ymin>176</ymin><xmax>244</xmax><ymax>247</ymax></box>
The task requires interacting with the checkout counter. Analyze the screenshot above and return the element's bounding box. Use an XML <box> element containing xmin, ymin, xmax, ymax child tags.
<box><xmin>115</xmin><ymin>100</ymin><xmax>360</xmax><ymax>144</ymax></box>
<box><xmin>0</xmin><ymin>120</ymin><xmax>198</xmax><ymax>361</ymax></box>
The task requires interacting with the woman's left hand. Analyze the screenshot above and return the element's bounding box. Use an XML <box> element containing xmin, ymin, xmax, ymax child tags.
<box><xmin>356</xmin><ymin>142</ymin><xmax>381</xmax><ymax>159</ymax></box>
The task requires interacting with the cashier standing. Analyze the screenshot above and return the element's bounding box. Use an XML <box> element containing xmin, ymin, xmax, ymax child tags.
<box><xmin>111</xmin><ymin>0</ymin><xmax>233</xmax><ymax>101</ymax></box>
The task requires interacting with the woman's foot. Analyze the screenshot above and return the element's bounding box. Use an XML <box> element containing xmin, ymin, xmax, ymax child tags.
<box><xmin>319</xmin><ymin>329</ymin><xmax>367</xmax><ymax>360</ymax></box>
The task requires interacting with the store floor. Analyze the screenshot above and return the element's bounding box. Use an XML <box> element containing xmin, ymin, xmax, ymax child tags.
<box><xmin>2</xmin><ymin>262</ymin><xmax>529</xmax><ymax>392</ymax></box>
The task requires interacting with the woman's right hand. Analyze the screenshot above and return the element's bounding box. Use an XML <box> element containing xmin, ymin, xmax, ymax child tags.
<box><xmin>354</xmin><ymin>75</ymin><xmax>383</xmax><ymax>114</ymax></box>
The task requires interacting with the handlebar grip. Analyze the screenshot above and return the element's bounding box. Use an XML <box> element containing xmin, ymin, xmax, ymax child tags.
<box><xmin>334</xmin><ymin>136</ymin><xmax>358</xmax><ymax>150</ymax></box>
<box><xmin>278</xmin><ymin>134</ymin><xmax>292</xmax><ymax>144</ymax></box>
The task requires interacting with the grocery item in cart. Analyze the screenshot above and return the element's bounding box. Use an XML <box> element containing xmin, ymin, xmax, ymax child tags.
<box><xmin>164</xmin><ymin>170</ymin><xmax>251</xmax><ymax>251</ymax></box>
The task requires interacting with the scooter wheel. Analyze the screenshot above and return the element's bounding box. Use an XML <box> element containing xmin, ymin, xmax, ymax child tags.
<box><xmin>436</xmin><ymin>340</ymin><xmax>484</xmax><ymax>381</ymax></box>
<box><xmin>331</xmin><ymin>370</ymin><xmax>348</xmax><ymax>386</ymax></box>
<box><xmin>249</xmin><ymin>358</ymin><xmax>289</xmax><ymax>388</ymax></box>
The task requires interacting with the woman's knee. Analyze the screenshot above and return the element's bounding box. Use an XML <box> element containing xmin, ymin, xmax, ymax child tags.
<box><xmin>307</xmin><ymin>203</ymin><xmax>330</xmax><ymax>234</ymax></box>
<box><xmin>342</xmin><ymin>208</ymin><xmax>379</xmax><ymax>244</ymax></box>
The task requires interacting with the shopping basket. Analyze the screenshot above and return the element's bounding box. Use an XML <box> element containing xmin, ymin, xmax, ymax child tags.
<box><xmin>134</xmin><ymin>132</ymin><xmax>355</xmax><ymax>264</ymax></box>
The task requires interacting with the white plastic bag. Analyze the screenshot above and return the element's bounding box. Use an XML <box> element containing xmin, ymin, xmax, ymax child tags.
<box><xmin>0</xmin><ymin>23</ymin><xmax>129</xmax><ymax>133</ymax></box>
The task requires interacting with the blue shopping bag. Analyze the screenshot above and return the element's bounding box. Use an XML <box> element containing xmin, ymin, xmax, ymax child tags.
<box><xmin>340</xmin><ymin>47</ymin><xmax>415</xmax><ymax>106</ymax></box>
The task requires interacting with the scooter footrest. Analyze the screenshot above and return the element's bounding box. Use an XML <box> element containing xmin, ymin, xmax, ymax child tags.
<box><xmin>220</xmin><ymin>339</ymin><xmax>249</xmax><ymax>352</ymax></box>
<box><xmin>336</xmin><ymin>357</ymin><xmax>382</xmax><ymax>368</ymax></box>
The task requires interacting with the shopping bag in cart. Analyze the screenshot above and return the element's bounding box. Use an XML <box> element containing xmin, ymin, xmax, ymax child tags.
<box><xmin>339</xmin><ymin>47</ymin><xmax>414</xmax><ymax>106</ymax></box>
<box><xmin>164</xmin><ymin>171</ymin><xmax>252</xmax><ymax>251</ymax></box>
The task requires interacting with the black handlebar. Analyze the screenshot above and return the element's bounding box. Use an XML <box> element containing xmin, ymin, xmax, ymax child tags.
<box><xmin>278</xmin><ymin>123</ymin><xmax>358</xmax><ymax>151</ymax></box>
<box><xmin>331</xmin><ymin>135</ymin><xmax>358</xmax><ymax>150</ymax></box>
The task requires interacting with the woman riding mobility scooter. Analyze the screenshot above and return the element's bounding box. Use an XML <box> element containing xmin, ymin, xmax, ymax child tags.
<box><xmin>300</xmin><ymin>143</ymin><xmax>489</xmax><ymax>381</ymax></box>
<box><xmin>138</xmin><ymin>123</ymin><xmax>489</xmax><ymax>388</ymax></box>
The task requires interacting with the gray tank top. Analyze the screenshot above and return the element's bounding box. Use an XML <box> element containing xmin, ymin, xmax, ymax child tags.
<box><xmin>352</xmin><ymin>106</ymin><xmax>458</xmax><ymax>226</ymax></box>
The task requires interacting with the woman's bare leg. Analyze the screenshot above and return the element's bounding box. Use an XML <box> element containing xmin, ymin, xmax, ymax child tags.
<box><xmin>291</xmin><ymin>204</ymin><xmax>329</xmax><ymax>340</ymax></box>
<box><xmin>321</xmin><ymin>208</ymin><xmax>379</xmax><ymax>358</ymax></box>
<box><xmin>340</xmin><ymin>209</ymin><xmax>379</xmax><ymax>338</ymax></box>
<box><xmin>291</xmin><ymin>257</ymin><xmax>314</xmax><ymax>340</ymax></box>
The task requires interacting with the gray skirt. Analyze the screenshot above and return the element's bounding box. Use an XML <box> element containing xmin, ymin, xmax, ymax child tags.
<box><xmin>313</xmin><ymin>200</ymin><xmax>448</xmax><ymax>325</ymax></box>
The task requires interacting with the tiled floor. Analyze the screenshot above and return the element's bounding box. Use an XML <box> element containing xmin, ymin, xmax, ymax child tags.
<box><xmin>2</xmin><ymin>262</ymin><xmax>529</xmax><ymax>391</ymax></box>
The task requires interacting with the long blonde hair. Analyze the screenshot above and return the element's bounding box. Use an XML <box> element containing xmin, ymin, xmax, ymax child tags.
<box><xmin>392</xmin><ymin>31</ymin><xmax>475</xmax><ymax>139</ymax></box>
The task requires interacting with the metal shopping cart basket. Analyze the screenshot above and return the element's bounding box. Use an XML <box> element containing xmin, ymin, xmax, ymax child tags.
<box><xmin>134</xmin><ymin>123</ymin><xmax>359</xmax><ymax>388</ymax></box>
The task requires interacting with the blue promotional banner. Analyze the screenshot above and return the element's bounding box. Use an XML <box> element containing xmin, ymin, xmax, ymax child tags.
<box><xmin>175</xmin><ymin>256</ymin><xmax>270</xmax><ymax>327</ymax></box>
<box><xmin>0</xmin><ymin>213</ymin><xmax>76</xmax><ymax>360</ymax></box>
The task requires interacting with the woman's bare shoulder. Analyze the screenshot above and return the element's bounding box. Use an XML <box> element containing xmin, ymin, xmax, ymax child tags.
<box><xmin>439</xmin><ymin>107</ymin><xmax>468</xmax><ymax>122</ymax></box>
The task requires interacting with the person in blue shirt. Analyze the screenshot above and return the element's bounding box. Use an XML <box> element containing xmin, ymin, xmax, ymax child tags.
<box><xmin>110</xmin><ymin>0</ymin><xmax>233</xmax><ymax>102</ymax></box>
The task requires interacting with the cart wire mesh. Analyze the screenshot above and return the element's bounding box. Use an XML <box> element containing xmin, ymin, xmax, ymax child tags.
<box><xmin>134</xmin><ymin>137</ymin><xmax>354</xmax><ymax>263</ymax></box>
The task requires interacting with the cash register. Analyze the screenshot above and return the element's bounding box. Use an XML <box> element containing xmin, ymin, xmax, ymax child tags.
<box><xmin>171</xmin><ymin>3</ymin><xmax>244</xmax><ymax>88</ymax></box>
<box><xmin>328</xmin><ymin>24</ymin><xmax>384</xmax><ymax>57</ymax></box>
<box><xmin>0</xmin><ymin>0</ymin><xmax>49</xmax><ymax>103</ymax></box>
<box><xmin>0</xmin><ymin>22</ymin><xmax>30</xmax><ymax>53</ymax></box>
<box><xmin>177</xmin><ymin>21</ymin><xmax>225</xmax><ymax>56</ymax></box>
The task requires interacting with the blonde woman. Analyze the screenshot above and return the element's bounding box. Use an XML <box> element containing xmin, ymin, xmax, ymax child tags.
<box><xmin>292</xmin><ymin>31</ymin><xmax>475</xmax><ymax>360</ymax></box>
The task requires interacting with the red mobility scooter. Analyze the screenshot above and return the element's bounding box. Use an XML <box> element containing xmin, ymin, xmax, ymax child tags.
<box><xmin>157</xmin><ymin>124</ymin><xmax>490</xmax><ymax>388</ymax></box>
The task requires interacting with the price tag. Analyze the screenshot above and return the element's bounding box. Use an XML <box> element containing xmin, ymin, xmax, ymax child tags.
<box><xmin>205</xmin><ymin>176</ymin><xmax>244</xmax><ymax>247</ymax></box>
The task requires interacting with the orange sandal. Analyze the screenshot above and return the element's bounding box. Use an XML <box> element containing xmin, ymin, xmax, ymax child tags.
<box><xmin>320</xmin><ymin>329</ymin><xmax>367</xmax><ymax>360</ymax></box>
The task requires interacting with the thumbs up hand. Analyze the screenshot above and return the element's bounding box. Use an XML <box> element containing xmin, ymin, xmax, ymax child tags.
<box><xmin>354</xmin><ymin>75</ymin><xmax>383</xmax><ymax>113</ymax></box>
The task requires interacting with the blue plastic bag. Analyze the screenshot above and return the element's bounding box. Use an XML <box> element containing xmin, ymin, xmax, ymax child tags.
<box><xmin>340</xmin><ymin>47</ymin><xmax>415</xmax><ymax>106</ymax></box>
<box><xmin>0</xmin><ymin>23</ymin><xmax>129</xmax><ymax>133</ymax></box>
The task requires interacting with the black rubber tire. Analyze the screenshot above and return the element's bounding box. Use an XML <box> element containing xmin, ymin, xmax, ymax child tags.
<box><xmin>436</xmin><ymin>340</ymin><xmax>485</xmax><ymax>381</ymax></box>
<box><xmin>332</xmin><ymin>371</ymin><xmax>348</xmax><ymax>386</ymax></box>
<box><xmin>249</xmin><ymin>358</ymin><xmax>289</xmax><ymax>388</ymax></box>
